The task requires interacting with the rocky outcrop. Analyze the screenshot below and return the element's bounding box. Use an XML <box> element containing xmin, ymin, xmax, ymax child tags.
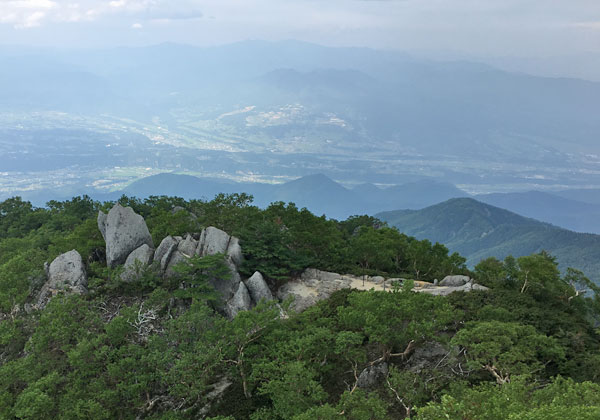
<box><xmin>98</xmin><ymin>204</ymin><xmax>154</xmax><ymax>268</ymax></box>
<box><xmin>121</xmin><ymin>244</ymin><xmax>154</xmax><ymax>282</ymax></box>
<box><xmin>225</xmin><ymin>237</ymin><xmax>243</xmax><ymax>267</ymax></box>
<box><xmin>277</xmin><ymin>268</ymin><xmax>489</xmax><ymax>312</ymax></box>
<box><xmin>37</xmin><ymin>250</ymin><xmax>87</xmax><ymax>307</ymax></box>
<box><xmin>245</xmin><ymin>271</ymin><xmax>273</xmax><ymax>304</ymax></box>
<box><xmin>164</xmin><ymin>250</ymin><xmax>188</xmax><ymax>278</ymax></box>
<box><xmin>196</xmin><ymin>227</ymin><xmax>231</xmax><ymax>256</ymax></box>
<box><xmin>226</xmin><ymin>282</ymin><xmax>252</xmax><ymax>318</ymax></box>
<box><xmin>405</xmin><ymin>341</ymin><xmax>458</xmax><ymax>374</ymax></box>
<box><xmin>357</xmin><ymin>363</ymin><xmax>389</xmax><ymax>389</ymax></box>
<box><xmin>439</xmin><ymin>275</ymin><xmax>470</xmax><ymax>287</ymax></box>
<box><xmin>211</xmin><ymin>260</ymin><xmax>242</xmax><ymax>304</ymax></box>
<box><xmin>178</xmin><ymin>234</ymin><xmax>198</xmax><ymax>257</ymax></box>
<box><xmin>278</xmin><ymin>269</ymin><xmax>376</xmax><ymax>312</ymax></box>
<box><xmin>151</xmin><ymin>226</ymin><xmax>246</xmax><ymax>316</ymax></box>
<box><xmin>155</xmin><ymin>235</ymin><xmax>179</xmax><ymax>274</ymax></box>
<box><xmin>423</xmin><ymin>281</ymin><xmax>489</xmax><ymax>296</ymax></box>
<box><xmin>96</xmin><ymin>207</ymin><xmax>247</xmax><ymax>313</ymax></box>
<box><xmin>97</xmin><ymin>211</ymin><xmax>107</xmax><ymax>239</ymax></box>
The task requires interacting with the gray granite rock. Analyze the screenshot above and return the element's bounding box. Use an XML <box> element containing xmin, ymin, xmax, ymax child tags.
<box><xmin>279</xmin><ymin>268</ymin><xmax>354</xmax><ymax>312</ymax></box>
<box><xmin>178</xmin><ymin>234</ymin><xmax>198</xmax><ymax>257</ymax></box>
<box><xmin>226</xmin><ymin>282</ymin><xmax>252</xmax><ymax>318</ymax></box>
<box><xmin>418</xmin><ymin>281</ymin><xmax>489</xmax><ymax>296</ymax></box>
<box><xmin>371</xmin><ymin>275</ymin><xmax>385</xmax><ymax>284</ymax></box>
<box><xmin>197</xmin><ymin>227</ymin><xmax>230</xmax><ymax>256</ymax></box>
<box><xmin>38</xmin><ymin>250</ymin><xmax>87</xmax><ymax>307</ymax></box>
<box><xmin>439</xmin><ymin>275</ymin><xmax>470</xmax><ymax>287</ymax></box>
<box><xmin>245</xmin><ymin>271</ymin><xmax>273</xmax><ymax>304</ymax></box>
<box><xmin>209</xmin><ymin>259</ymin><xmax>241</xmax><ymax>302</ymax></box>
<box><xmin>406</xmin><ymin>341</ymin><xmax>458</xmax><ymax>374</ymax></box>
<box><xmin>357</xmin><ymin>363</ymin><xmax>389</xmax><ymax>389</ymax></box>
<box><xmin>165</xmin><ymin>250</ymin><xmax>188</xmax><ymax>278</ymax></box>
<box><xmin>121</xmin><ymin>244</ymin><xmax>154</xmax><ymax>282</ymax></box>
<box><xmin>97</xmin><ymin>210</ymin><xmax>107</xmax><ymax>240</ymax></box>
<box><xmin>226</xmin><ymin>236</ymin><xmax>244</xmax><ymax>267</ymax></box>
<box><xmin>99</xmin><ymin>204</ymin><xmax>153</xmax><ymax>268</ymax></box>
<box><xmin>155</xmin><ymin>236</ymin><xmax>179</xmax><ymax>273</ymax></box>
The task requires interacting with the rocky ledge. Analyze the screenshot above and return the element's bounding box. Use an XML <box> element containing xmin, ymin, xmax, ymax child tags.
<box><xmin>35</xmin><ymin>204</ymin><xmax>487</xmax><ymax>317</ymax></box>
<box><xmin>278</xmin><ymin>268</ymin><xmax>488</xmax><ymax>312</ymax></box>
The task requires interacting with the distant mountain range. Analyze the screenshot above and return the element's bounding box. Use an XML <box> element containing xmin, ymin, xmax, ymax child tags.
<box><xmin>553</xmin><ymin>189</ymin><xmax>600</xmax><ymax>206</ymax></box>
<box><xmin>476</xmin><ymin>190</ymin><xmax>600</xmax><ymax>234</ymax></box>
<box><xmin>11</xmin><ymin>172</ymin><xmax>600</xmax><ymax>234</ymax></box>
<box><xmin>377</xmin><ymin>198</ymin><xmax>600</xmax><ymax>283</ymax></box>
<box><xmin>119</xmin><ymin>173</ymin><xmax>468</xmax><ymax>220</ymax></box>
<box><xmin>111</xmin><ymin>174</ymin><xmax>600</xmax><ymax>234</ymax></box>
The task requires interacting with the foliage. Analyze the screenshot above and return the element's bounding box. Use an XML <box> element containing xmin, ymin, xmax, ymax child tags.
<box><xmin>171</xmin><ymin>254</ymin><xmax>228</xmax><ymax>303</ymax></box>
<box><xmin>0</xmin><ymin>194</ymin><xmax>599</xmax><ymax>419</ymax></box>
<box><xmin>451</xmin><ymin>321</ymin><xmax>565</xmax><ymax>384</ymax></box>
<box><xmin>415</xmin><ymin>376</ymin><xmax>600</xmax><ymax>420</ymax></box>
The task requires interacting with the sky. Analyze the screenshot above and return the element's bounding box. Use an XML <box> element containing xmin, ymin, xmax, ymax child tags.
<box><xmin>1</xmin><ymin>0</ymin><xmax>599</xmax><ymax>58</ymax></box>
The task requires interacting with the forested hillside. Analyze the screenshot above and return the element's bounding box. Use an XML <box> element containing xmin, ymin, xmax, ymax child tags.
<box><xmin>378</xmin><ymin>197</ymin><xmax>600</xmax><ymax>284</ymax></box>
<box><xmin>1</xmin><ymin>194</ymin><xmax>599</xmax><ymax>419</ymax></box>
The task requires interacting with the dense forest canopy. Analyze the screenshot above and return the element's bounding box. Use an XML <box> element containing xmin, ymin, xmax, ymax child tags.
<box><xmin>1</xmin><ymin>194</ymin><xmax>599</xmax><ymax>419</ymax></box>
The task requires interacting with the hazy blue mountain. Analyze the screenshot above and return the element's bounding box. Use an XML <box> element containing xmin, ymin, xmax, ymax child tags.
<box><xmin>113</xmin><ymin>173</ymin><xmax>471</xmax><ymax>220</ymax></box>
<box><xmin>122</xmin><ymin>174</ymin><xmax>247</xmax><ymax>201</ymax></box>
<box><xmin>123</xmin><ymin>173</ymin><xmax>364</xmax><ymax>219</ymax></box>
<box><xmin>265</xmin><ymin>174</ymin><xmax>365</xmax><ymax>217</ymax></box>
<box><xmin>377</xmin><ymin>198</ymin><xmax>600</xmax><ymax>283</ymax></box>
<box><xmin>554</xmin><ymin>189</ymin><xmax>600</xmax><ymax>206</ymax></box>
<box><xmin>349</xmin><ymin>180</ymin><xmax>470</xmax><ymax>212</ymax></box>
<box><xmin>383</xmin><ymin>180</ymin><xmax>470</xmax><ymax>209</ymax></box>
<box><xmin>477</xmin><ymin>190</ymin><xmax>600</xmax><ymax>234</ymax></box>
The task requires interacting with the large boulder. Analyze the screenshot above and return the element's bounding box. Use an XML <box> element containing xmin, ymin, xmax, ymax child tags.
<box><xmin>151</xmin><ymin>227</ymin><xmax>246</xmax><ymax>316</ymax></box>
<box><xmin>197</xmin><ymin>227</ymin><xmax>231</xmax><ymax>256</ymax></box>
<box><xmin>420</xmin><ymin>281</ymin><xmax>489</xmax><ymax>296</ymax></box>
<box><xmin>209</xmin><ymin>260</ymin><xmax>242</xmax><ymax>302</ymax></box>
<box><xmin>164</xmin><ymin>250</ymin><xmax>188</xmax><ymax>278</ymax></box>
<box><xmin>155</xmin><ymin>235</ymin><xmax>179</xmax><ymax>273</ymax></box>
<box><xmin>406</xmin><ymin>341</ymin><xmax>458</xmax><ymax>374</ymax></box>
<box><xmin>38</xmin><ymin>250</ymin><xmax>87</xmax><ymax>307</ymax></box>
<box><xmin>121</xmin><ymin>244</ymin><xmax>154</xmax><ymax>282</ymax></box>
<box><xmin>178</xmin><ymin>234</ymin><xmax>198</xmax><ymax>257</ymax></box>
<box><xmin>195</xmin><ymin>226</ymin><xmax>244</xmax><ymax>265</ymax></box>
<box><xmin>439</xmin><ymin>275</ymin><xmax>470</xmax><ymax>287</ymax></box>
<box><xmin>245</xmin><ymin>271</ymin><xmax>273</xmax><ymax>304</ymax></box>
<box><xmin>226</xmin><ymin>237</ymin><xmax>244</xmax><ymax>267</ymax></box>
<box><xmin>98</xmin><ymin>204</ymin><xmax>153</xmax><ymax>268</ymax></box>
<box><xmin>195</xmin><ymin>227</ymin><xmax>245</xmax><ymax>302</ymax></box>
<box><xmin>357</xmin><ymin>363</ymin><xmax>389</xmax><ymax>389</ymax></box>
<box><xmin>226</xmin><ymin>282</ymin><xmax>252</xmax><ymax>318</ymax></box>
<box><xmin>278</xmin><ymin>268</ymin><xmax>357</xmax><ymax>312</ymax></box>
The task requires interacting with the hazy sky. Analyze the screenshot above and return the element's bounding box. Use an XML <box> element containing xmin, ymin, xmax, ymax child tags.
<box><xmin>1</xmin><ymin>0</ymin><xmax>599</xmax><ymax>57</ymax></box>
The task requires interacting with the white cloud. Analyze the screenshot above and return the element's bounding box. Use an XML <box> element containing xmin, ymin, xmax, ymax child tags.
<box><xmin>0</xmin><ymin>0</ymin><xmax>57</xmax><ymax>28</ymax></box>
<box><xmin>131</xmin><ymin>22</ymin><xmax>142</xmax><ymax>29</ymax></box>
<box><xmin>0</xmin><ymin>0</ymin><xmax>203</xmax><ymax>29</ymax></box>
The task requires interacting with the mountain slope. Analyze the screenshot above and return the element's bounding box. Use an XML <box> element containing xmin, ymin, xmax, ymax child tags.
<box><xmin>377</xmin><ymin>198</ymin><xmax>600</xmax><ymax>283</ymax></box>
<box><xmin>477</xmin><ymin>190</ymin><xmax>600</xmax><ymax>234</ymax></box>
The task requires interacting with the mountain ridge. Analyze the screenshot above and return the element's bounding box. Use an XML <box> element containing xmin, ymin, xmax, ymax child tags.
<box><xmin>377</xmin><ymin>197</ymin><xmax>600</xmax><ymax>283</ymax></box>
